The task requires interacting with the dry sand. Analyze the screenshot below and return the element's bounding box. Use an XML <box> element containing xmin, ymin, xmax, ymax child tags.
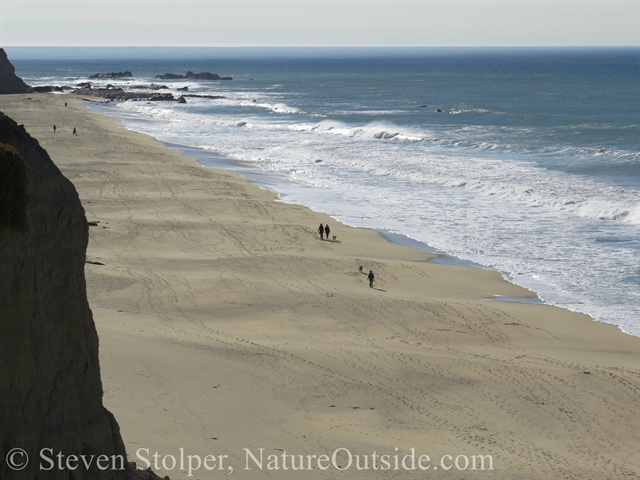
<box><xmin>1</xmin><ymin>94</ymin><xmax>637</xmax><ymax>480</ymax></box>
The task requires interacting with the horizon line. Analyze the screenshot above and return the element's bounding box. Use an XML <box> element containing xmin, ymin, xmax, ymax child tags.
<box><xmin>3</xmin><ymin>44</ymin><xmax>638</xmax><ymax>48</ymax></box>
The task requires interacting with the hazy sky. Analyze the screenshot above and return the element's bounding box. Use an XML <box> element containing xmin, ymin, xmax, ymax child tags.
<box><xmin>1</xmin><ymin>1</ymin><xmax>637</xmax><ymax>47</ymax></box>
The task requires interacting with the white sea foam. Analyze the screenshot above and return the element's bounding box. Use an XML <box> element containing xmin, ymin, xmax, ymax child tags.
<box><xmin>240</xmin><ymin>101</ymin><xmax>300</xmax><ymax>114</ymax></box>
<box><xmin>116</xmin><ymin>101</ymin><xmax>639</xmax><ymax>225</ymax></box>
<box><xmin>449</xmin><ymin>107</ymin><xmax>500</xmax><ymax>115</ymax></box>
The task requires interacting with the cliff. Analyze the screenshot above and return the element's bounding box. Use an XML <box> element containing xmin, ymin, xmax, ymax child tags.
<box><xmin>0</xmin><ymin>113</ymin><xmax>147</xmax><ymax>479</ymax></box>
<box><xmin>0</xmin><ymin>49</ymin><xmax>31</xmax><ymax>94</ymax></box>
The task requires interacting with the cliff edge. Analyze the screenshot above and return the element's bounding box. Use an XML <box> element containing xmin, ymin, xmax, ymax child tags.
<box><xmin>0</xmin><ymin>113</ymin><xmax>143</xmax><ymax>479</ymax></box>
<box><xmin>0</xmin><ymin>49</ymin><xmax>31</xmax><ymax>94</ymax></box>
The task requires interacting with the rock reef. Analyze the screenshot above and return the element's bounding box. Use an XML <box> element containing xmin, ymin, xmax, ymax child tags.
<box><xmin>72</xmin><ymin>87</ymin><xmax>177</xmax><ymax>101</ymax></box>
<box><xmin>72</xmin><ymin>86</ymin><xmax>225</xmax><ymax>103</ymax></box>
<box><xmin>129</xmin><ymin>83</ymin><xmax>169</xmax><ymax>90</ymax></box>
<box><xmin>32</xmin><ymin>85</ymin><xmax>73</xmax><ymax>93</ymax></box>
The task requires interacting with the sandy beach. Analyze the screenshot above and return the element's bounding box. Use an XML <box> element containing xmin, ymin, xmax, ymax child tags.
<box><xmin>1</xmin><ymin>93</ymin><xmax>637</xmax><ymax>479</ymax></box>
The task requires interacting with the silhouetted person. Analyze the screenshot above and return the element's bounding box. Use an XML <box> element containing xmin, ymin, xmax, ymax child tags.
<box><xmin>318</xmin><ymin>223</ymin><xmax>324</xmax><ymax>240</ymax></box>
<box><xmin>368</xmin><ymin>270</ymin><xmax>375</xmax><ymax>288</ymax></box>
<box><xmin>73</xmin><ymin>127</ymin><xmax>77</xmax><ymax>135</ymax></box>
<box><xmin>53</xmin><ymin>125</ymin><xmax>56</xmax><ymax>133</ymax></box>
<box><xmin>324</xmin><ymin>224</ymin><xmax>330</xmax><ymax>240</ymax></box>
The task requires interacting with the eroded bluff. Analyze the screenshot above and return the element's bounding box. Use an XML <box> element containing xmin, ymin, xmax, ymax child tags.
<box><xmin>0</xmin><ymin>112</ymin><xmax>159</xmax><ymax>480</ymax></box>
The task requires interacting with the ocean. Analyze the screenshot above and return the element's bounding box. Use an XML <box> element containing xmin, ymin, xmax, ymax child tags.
<box><xmin>7</xmin><ymin>46</ymin><xmax>639</xmax><ymax>336</ymax></box>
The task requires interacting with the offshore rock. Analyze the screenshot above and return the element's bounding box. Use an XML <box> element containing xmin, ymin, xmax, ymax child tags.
<box><xmin>155</xmin><ymin>71</ymin><xmax>232</xmax><ymax>80</ymax></box>
<box><xmin>130</xmin><ymin>84</ymin><xmax>169</xmax><ymax>90</ymax></box>
<box><xmin>89</xmin><ymin>71</ymin><xmax>133</xmax><ymax>79</ymax></box>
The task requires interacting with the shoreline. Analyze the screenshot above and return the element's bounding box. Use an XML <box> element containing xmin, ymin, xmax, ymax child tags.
<box><xmin>1</xmin><ymin>93</ymin><xmax>637</xmax><ymax>479</ymax></box>
<box><xmin>174</xmin><ymin>139</ymin><xmax>550</xmax><ymax>310</ymax></box>
<box><xmin>91</xmin><ymin>100</ymin><xmax>612</xmax><ymax>319</ymax></box>
<box><xmin>12</xmin><ymin>46</ymin><xmax>640</xmax><ymax>337</ymax></box>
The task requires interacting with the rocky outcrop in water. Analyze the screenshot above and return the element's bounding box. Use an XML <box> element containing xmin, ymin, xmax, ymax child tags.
<box><xmin>89</xmin><ymin>71</ymin><xmax>133</xmax><ymax>79</ymax></box>
<box><xmin>32</xmin><ymin>85</ymin><xmax>73</xmax><ymax>93</ymax></box>
<box><xmin>155</xmin><ymin>71</ymin><xmax>232</xmax><ymax>80</ymax></box>
<box><xmin>72</xmin><ymin>86</ymin><xmax>225</xmax><ymax>103</ymax></box>
<box><xmin>0</xmin><ymin>112</ymin><xmax>160</xmax><ymax>480</ymax></box>
<box><xmin>72</xmin><ymin>87</ymin><xmax>176</xmax><ymax>101</ymax></box>
<box><xmin>130</xmin><ymin>84</ymin><xmax>169</xmax><ymax>90</ymax></box>
<box><xmin>0</xmin><ymin>49</ymin><xmax>31</xmax><ymax>94</ymax></box>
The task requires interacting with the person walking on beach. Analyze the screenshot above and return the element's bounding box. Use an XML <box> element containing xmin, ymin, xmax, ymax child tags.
<box><xmin>53</xmin><ymin>125</ymin><xmax>56</xmax><ymax>133</ymax></box>
<box><xmin>368</xmin><ymin>270</ymin><xmax>375</xmax><ymax>288</ymax></box>
<box><xmin>73</xmin><ymin>127</ymin><xmax>77</xmax><ymax>135</ymax></box>
<box><xmin>318</xmin><ymin>223</ymin><xmax>324</xmax><ymax>240</ymax></box>
<box><xmin>324</xmin><ymin>224</ymin><xmax>330</xmax><ymax>240</ymax></box>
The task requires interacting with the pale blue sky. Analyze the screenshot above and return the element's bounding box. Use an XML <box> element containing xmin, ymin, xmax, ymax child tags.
<box><xmin>0</xmin><ymin>1</ymin><xmax>637</xmax><ymax>46</ymax></box>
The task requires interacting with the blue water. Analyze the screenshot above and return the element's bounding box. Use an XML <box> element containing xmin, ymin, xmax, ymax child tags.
<box><xmin>7</xmin><ymin>47</ymin><xmax>639</xmax><ymax>335</ymax></box>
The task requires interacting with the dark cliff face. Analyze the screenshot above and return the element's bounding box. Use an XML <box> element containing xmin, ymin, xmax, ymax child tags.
<box><xmin>0</xmin><ymin>113</ymin><xmax>129</xmax><ymax>479</ymax></box>
<box><xmin>0</xmin><ymin>49</ymin><xmax>31</xmax><ymax>94</ymax></box>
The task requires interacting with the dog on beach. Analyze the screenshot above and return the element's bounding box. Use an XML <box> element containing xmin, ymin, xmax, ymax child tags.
<box><xmin>332</xmin><ymin>235</ymin><xmax>337</xmax><ymax>241</ymax></box>
<box><xmin>359</xmin><ymin>266</ymin><xmax>363</xmax><ymax>273</ymax></box>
